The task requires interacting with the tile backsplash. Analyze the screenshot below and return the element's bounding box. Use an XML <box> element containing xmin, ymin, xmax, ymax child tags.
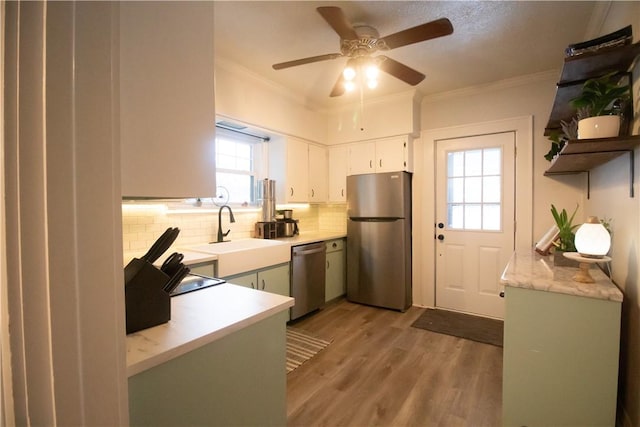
<box><xmin>122</xmin><ymin>203</ymin><xmax>347</xmax><ymax>253</ymax></box>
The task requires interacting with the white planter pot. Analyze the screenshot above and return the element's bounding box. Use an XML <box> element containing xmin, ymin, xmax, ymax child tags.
<box><xmin>577</xmin><ymin>115</ymin><xmax>620</xmax><ymax>139</ymax></box>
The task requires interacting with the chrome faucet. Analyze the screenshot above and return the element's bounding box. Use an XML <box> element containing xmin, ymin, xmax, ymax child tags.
<box><xmin>217</xmin><ymin>205</ymin><xmax>236</xmax><ymax>243</ymax></box>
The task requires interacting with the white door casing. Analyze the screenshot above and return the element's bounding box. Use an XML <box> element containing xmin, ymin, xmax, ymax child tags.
<box><xmin>435</xmin><ymin>132</ymin><xmax>515</xmax><ymax>318</ymax></box>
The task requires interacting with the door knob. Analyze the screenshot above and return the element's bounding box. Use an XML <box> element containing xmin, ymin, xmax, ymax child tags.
<box><xmin>437</xmin><ymin>234</ymin><xmax>445</xmax><ymax>241</ymax></box>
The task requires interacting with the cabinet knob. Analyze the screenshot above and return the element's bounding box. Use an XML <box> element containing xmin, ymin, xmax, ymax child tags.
<box><xmin>499</xmin><ymin>291</ymin><xmax>505</xmax><ymax>298</ymax></box>
<box><xmin>261</xmin><ymin>279</ymin><xmax>266</xmax><ymax>290</ymax></box>
<box><xmin>311</xmin><ymin>189</ymin><xmax>315</xmax><ymax>197</ymax></box>
<box><xmin>379</xmin><ymin>159</ymin><xmax>382</xmax><ymax>168</ymax></box>
<box><xmin>437</xmin><ymin>222</ymin><xmax>444</xmax><ymax>229</ymax></box>
<box><xmin>341</xmin><ymin>189</ymin><xmax>344</xmax><ymax>197</ymax></box>
<box><xmin>290</xmin><ymin>187</ymin><xmax>294</xmax><ymax>197</ymax></box>
<box><xmin>251</xmin><ymin>282</ymin><xmax>255</xmax><ymax>289</ymax></box>
<box><xmin>437</xmin><ymin>234</ymin><xmax>445</xmax><ymax>241</ymax></box>
<box><xmin>369</xmin><ymin>160</ymin><xmax>373</xmax><ymax>169</ymax></box>
<box><xmin>327</xmin><ymin>260</ymin><xmax>330</xmax><ymax>269</ymax></box>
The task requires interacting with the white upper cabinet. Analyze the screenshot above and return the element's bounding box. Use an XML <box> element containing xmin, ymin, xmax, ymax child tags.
<box><xmin>120</xmin><ymin>2</ymin><xmax>216</xmax><ymax>198</ymax></box>
<box><xmin>375</xmin><ymin>136</ymin><xmax>411</xmax><ymax>173</ymax></box>
<box><xmin>308</xmin><ymin>144</ymin><xmax>328</xmax><ymax>203</ymax></box>
<box><xmin>347</xmin><ymin>142</ymin><xmax>377</xmax><ymax>175</ymax></box>
<box><xmin>285</xmin><ymin>137</ymin><xmax>310</xmax><ymax>203</ymax></box>
<box><xmin>347</xmin><ymin>136</ymin><xmax>412</xmax><ymax>175</ymax></box>
<box><xmin>269</xmin><ymin>136</ymin><xmax>306</xmax><ymax>203</ymax></box>
<box><xmin>328</xmin><ymin>146</ymin><xmax>348</xmax><ymax>202</ymax></box>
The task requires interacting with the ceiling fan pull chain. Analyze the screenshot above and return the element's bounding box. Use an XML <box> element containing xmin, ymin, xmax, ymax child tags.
<box><xmin>359</xmin><ymin>78</ymin><xmax>365</xmax><ymax>132</ymax></box>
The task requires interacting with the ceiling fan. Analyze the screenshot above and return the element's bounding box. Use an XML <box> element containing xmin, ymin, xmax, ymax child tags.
<box><xmin>272</xmin><ymin>6</ymin><xmax>454</xmax><ymax>97</ymax></box>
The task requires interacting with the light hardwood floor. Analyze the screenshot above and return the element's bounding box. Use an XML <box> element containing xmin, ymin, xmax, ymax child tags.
<box><xmin>287</xmin><ymin>299</ymin><xmax>502</xmax><ymax>426</ymax></box>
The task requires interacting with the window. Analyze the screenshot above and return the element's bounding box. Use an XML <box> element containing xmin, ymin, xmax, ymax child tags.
<box><xmin>215</xmin><ymin>127</ymin><xmax>264</xmax><ymax>205</ymax></box>
<box><xmin>446</xmin><ymin>147</ymin><xmax>502</xmax><ymax>231</ymax></box>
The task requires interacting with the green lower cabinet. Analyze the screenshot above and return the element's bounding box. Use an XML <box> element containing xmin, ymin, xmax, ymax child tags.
<box><xmin>129</xmin><ymin>311</ymin><xmax>288</xmax><ymax>426</ymax></box>
<box><xmin>325</xmin><ymin>239</ymin><xmax>346</xmax><ymax>302</ymax></box>
<box><xmin>227</xmin><ymin>271</ymin><xmax>256</xmax><ymax>289</ymax></box>
<box><xmin>503</xmin><ymin>286</ymin><xmax>621</xmax><ymax>427</ymax></box>
<box><xmin>187</xmin><ymin>260</ymin><xmax>216</xmax><ymax>277</ymax></box>
<box><xmin>224</xmin><ymin>263</ymin><xmax>290</xmax><ymax>297</ymax></box>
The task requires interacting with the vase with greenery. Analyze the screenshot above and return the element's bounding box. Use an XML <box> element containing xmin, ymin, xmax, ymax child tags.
<box><xmin>550</xmin><ymin>204</ymin><xmax>580</xmax><ymax>266</ymax></box>
<box><xmin>569</xmin><ymin>71</ymin><xmax>630</xmax><ymax>139</ymax></box>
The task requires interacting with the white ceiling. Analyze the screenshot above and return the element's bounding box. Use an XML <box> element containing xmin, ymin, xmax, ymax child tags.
<box><xmin>214</xmin><ymin>1</ymin><xmax>599</xmax><ymax>109</ymax></box>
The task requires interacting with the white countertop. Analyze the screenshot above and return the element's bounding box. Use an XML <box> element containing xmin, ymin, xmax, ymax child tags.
<box><xmin>500</xmin><ymin>250</ymin><xmax>623</xmax><ymax>302</ymax></box>
<box><xmin>124</xmin><ymin>231</ymin><xmax>346</xmax><ymax>267</ymax></box>
<box><xmin>126</xmin><ymin>283</ymin><xmax>294</xmax><ymax>377</ymax></box>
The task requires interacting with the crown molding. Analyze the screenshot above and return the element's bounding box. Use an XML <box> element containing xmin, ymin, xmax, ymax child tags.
<box><xmin>421</xmin><ymin>69</ymin><xmax>560</xmax><ymax>104</ymax></box>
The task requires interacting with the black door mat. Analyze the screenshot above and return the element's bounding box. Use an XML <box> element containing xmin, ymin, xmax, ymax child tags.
<box><xmin>411</xmin><ymin>308</ymin><xmax>503</xmax><ymax>347</ymax></box>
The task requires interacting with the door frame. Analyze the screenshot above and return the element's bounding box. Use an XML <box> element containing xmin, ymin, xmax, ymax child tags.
<box><xmin>413</xmin><ymin>116</ymin><xmax>533</xmax><ymax>308</ymax></box>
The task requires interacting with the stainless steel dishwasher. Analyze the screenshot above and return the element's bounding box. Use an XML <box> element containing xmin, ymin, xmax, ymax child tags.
<box><xmin>290</xmin><ymin>241</ymin><xmax>326</xmax><ymax>320</ymax></box>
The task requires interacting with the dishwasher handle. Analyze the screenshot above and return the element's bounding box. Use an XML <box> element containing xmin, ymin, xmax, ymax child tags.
<box><xmin>293</xmin><ymin>246</ymin><xmax>325</xmax><ymax>256</ymax></box>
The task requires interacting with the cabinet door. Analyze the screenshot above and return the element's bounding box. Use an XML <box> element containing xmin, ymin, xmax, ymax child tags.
<box><xmin>308</xmin><ymin>144</ymin><xmax>328</xmax><ymax>203</ymax></box>
<box><xmin>285</xmin><ymin>138</ymin><xmax>310</xmax><ymax>202</ymax></box>
<box><xmin>347</xmin><ymin>142</ymin><xmax>376</xmax><ymax>175</ymax></box>
<box><xmin>328</xmin><ymin>146</ymin><xmax>348</xmax><ymax>202</ymax></box>
<box><xmin>325</xmin><ymin>241</ymin><xmax>345</xmax><ymax>302</ymax></box>
<box><xmin>225</xmin><ymin>272</ymin><xmax>257</xmax><ymax>289</ymax></box>
<box><xmin>188</xmin><ymin>261</ymin><xmax>216</xmax><ymax>278</ymax></box>
<box><xmin>258</xmin><ymin>264</ymin><xmax>290</xmax><ymax>297</ymax></box>
<box><xmin>120</xmin><ymin>2</ymin><xmax>216</xmax><ymax>198</ymax></box>
<box><xmin>376</xmin><ymin>137</ymin><xmax>407</xmax><ymax>173</ymax></box>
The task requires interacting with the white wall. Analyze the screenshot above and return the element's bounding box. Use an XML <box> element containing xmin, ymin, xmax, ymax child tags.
<box><xmin>215</xmin><ymin>58</ymin><xmax>327</xmax><ymax>144</ymax></box>
<box><xmin>582</xmin><ymin>3</ymin><xmax>640</xmax><ymax>426</ymax></box>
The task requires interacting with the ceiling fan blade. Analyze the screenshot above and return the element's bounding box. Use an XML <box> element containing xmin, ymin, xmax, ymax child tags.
<box><xmin>330</xmin><ymin>73</ymin><xmax>345</xmax><ymax>97</ymax></box>
<box><xmin>272</xmin><ymin>53</ymin><xmax>343</xmax><ymax>70</ymax></box>
<box><xmin>317</xmin><ymin>6</ymin><xmax>359</xmax><ymax>40</ymax></box>
<box><xmin>377</xmin><ymin>56</ymin><xmax>425</xmax><ymax>86</ymax></box>
<box><xmin>381</xmin><ymin>18</ymin><xmax>453</xmax><ymax>50</ymax></box>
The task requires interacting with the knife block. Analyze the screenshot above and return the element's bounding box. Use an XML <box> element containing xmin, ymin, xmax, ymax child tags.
<box><xmin>124</xmin><ymin>258</ymin><xmax>171</xmax><ymax>334</ymax></box>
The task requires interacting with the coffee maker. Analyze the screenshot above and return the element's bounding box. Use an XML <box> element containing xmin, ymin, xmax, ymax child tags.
<box><xmin>276</xmin><ymin>209</ymin><xmax>299</xmax><ymax>237</ymax></box>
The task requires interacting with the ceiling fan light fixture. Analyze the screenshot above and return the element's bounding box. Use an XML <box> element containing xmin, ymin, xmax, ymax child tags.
<box><xmin>344</xmin><ymin>80</ymin><xmax>356</xmax><ymax>92</ymax></box>
<box><xmin>343</xmin><ymin>66</ymin><xmax>356</xmax><ymax>81</ymax></box>
<box><xmin>364</xmin><ymin>63</ymin><xmax>379</xmax><ymax>80</ymax></box>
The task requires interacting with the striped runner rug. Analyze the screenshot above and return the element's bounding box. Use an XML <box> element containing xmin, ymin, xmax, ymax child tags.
<box><xmin>286</xmin><ymin>327</ymin><xmax>331</xmax><ymax>373</ymax></box>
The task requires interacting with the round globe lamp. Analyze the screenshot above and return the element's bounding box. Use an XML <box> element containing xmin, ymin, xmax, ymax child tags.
<box><xmin>564</xmin><ymin>216</ymin><xmax>611</xmax><ymax>283</ymax></box>
<box><xmin>575</xmin><ymin>216</ymin><xmax>611</xmax><ymax>258</ymax></box>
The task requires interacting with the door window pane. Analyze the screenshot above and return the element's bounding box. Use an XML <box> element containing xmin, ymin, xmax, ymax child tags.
<box><xmin>448</xmin><ymin>177</ymin><xmax>464</xmax><ymax>203</ymax></box>
<box><xmin>448</xmin><ymin>151</ymin><xmax>464</xmax><ymax>177</ymax></box>
<box><xmin>483</xmin><ymin>204</ymin><xmax>501</xmax><ymax>231</ymax></box>
<box><xmin>448</xmin><ymin>204</ymin><xmax>464</xmax><ymax>229</ymax></box>
<box><xmin>464</xmin><ymin>177</ymin><xmax>482</xmax><ymax>203</ymax></box>
<box><xmin>446</xmin><ymin>146</ymin><xmax>503</xmax><ymax>231</ymax></box>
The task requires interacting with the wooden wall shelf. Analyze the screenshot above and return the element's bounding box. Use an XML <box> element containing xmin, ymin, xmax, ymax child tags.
<box><xmin>545</xmin><ymin>42</ymin><xmax>640</xmax><ymax>135</ymax></box>
<box><xmin>544</xmin><ymin>136</ymin><xmax>640</xmax><ymax>175</ymax></box>
<box><xmin>544</xmin><ymin>136</ymin><xmax>640</xmax><ymax>198</ymax></box>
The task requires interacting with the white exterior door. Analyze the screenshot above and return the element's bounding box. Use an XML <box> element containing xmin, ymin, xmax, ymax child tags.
<box><xmin>435</xmin><ymin>132</ymin><xmax>515</xmax><ymax>319</ymax></box>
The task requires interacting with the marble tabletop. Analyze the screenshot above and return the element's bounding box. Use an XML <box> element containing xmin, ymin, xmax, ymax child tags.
<box><xmin>500</xmin><ymin>250</ymin><xmax>623</xmax><ymax>302</ymax></box>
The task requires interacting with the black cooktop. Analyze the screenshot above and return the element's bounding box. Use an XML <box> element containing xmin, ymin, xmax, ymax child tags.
<box><xmin>169</xmin><ymin>274</ymin><xmax>225</xmax><ymax>297</ymax></box>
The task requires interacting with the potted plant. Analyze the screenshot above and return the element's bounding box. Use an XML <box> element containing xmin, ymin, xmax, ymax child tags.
<box><xmin>550</xmin><ymin>204</ymin><xmax>580</xmax><ymax>266</ymax></box>
<box><xmin>570</xmin><ymin>71</ymin><xmax>630</xmax><ymax>139</ymax></box>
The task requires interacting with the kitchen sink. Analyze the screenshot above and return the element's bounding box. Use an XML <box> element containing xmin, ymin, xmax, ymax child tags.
<box><xmin>186</xmin><ymin>239</ymin><xmax>291</xmax><ymax>277</ymax></box>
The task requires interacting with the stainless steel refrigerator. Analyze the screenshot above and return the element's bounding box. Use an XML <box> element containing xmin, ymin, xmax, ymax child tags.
<box><xmin>346</xmin><ymin>171</ymin><xmax>412</xmax><ymax>311</ymax></box>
